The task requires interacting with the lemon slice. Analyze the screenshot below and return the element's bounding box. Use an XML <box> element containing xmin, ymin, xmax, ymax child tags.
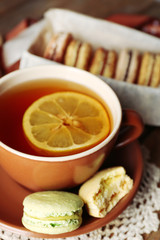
<box><xmin>22</xmin><ymin>91</ymin><xmax>110</xmax><ymax>156</ymax></box>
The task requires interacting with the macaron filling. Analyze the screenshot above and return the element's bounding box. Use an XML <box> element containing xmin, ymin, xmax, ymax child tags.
<box><xmin>22</xmin><ymin>210</ymin><xmax>82</xmax><ymax>228</ymax></box>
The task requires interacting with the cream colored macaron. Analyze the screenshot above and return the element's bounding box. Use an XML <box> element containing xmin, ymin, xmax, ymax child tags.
<box><xmin>79</xmin><ymin>166</ymin><xmax>133</xmax><ymax>218</ymax></box>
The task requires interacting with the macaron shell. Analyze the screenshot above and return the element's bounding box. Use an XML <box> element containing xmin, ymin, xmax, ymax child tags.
<box><xmin>64</xmin><ymin>40</ymin><xmax>81</xmax><ymax>67</ymax></box>
<box><xmin>137</xmin><ymin>52</ymin><xmax>154</xmax><ymax>86</ymax></box>
<box><xmin>126</xmin><ymin>50</ymin><xmax>140</xmax><ymax>83</ymax></box>
<box><xmin>102</xmin><ymin>50</ymin><xmax>117</xmax><ymax>78</ymax></box>
<box><xmin>43</xmin><ymin>33</ymin><xmax>72</xmax><ymax>63</ymax></box>
<box><xmin>150</xmin><ymin>54</ymin><xmax>160</xmax><ymax>87</ymax></box>
<box><xmin>79</xmin><ymin>167</ymin><xmax>125</xmax><ymax>199</ymax></box>
<box><xmin>79</xmin><ymin>166</ymin><xmax>133</xmax><ymax>218</ymax></box>
<box><xmin>89</xmin><ymin>48</ymin><xmax>106</xmax><ymax>75</ymax></box>
<box><xmin>115</xmin><ymin>49</ymin><xmax>130</xmax><ymax>81</ymax></box>
<box><xmin>53</xmin><ymin>33</ymin><xmax>72</xmax><ymax>63</ymax></box>
<box><xmin>23</xmin><ymin>191</ymin><xmax>84</xmax><ymax>218</ymax></box>
<box><xmin>76</xmin><ymin>42</ymin><xmax>92</xmax><ymax>70</ymax></box>
<box><xmin>22</xmin><ymin>216</ymin><xmax>82</xmax><ymax>234</ymax></box>
<box><xmin>43</xmin><ymin>34</ymin><xmax>58</xmax><ymax>59</ymax></box>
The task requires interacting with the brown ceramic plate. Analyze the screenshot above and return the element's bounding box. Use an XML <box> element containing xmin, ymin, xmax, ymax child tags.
<box><xmin>0</xmin><ymin>140</ymin><xmax>143</xmax><ymax>238</ymax></box>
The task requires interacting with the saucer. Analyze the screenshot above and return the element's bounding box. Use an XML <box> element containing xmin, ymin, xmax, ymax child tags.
<box><xmin>0</xmin><ymin>140</ymin><xmax>143</xmax><ymax>238</ymax></box>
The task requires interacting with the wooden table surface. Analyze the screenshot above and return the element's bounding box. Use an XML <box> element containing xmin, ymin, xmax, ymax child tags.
<box><xmin>0</xmin><ymin>0</ymin><xmax>160</xmax><ymax>239</ymax></box>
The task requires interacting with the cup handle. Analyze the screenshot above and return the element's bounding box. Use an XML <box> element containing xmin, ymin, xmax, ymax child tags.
<box><xmin>115</xmin><ymin>109</ymin><xmax>144</xmax><ymax>149</ymax></box>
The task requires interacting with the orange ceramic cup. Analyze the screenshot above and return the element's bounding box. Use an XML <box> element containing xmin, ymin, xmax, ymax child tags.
<box><xmin>0</xmin><ymin>65</ymin><xmax>144</xmax><ymax>191</ymax></box>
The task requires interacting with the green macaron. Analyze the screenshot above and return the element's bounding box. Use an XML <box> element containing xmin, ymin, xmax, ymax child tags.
<box><xmin>22</xmin><ymin>191</ymin><xmax>84</xmax><ymax>234</ymax></box>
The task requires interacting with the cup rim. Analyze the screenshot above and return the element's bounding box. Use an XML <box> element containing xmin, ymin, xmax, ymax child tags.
<box><xmin>0</xmin><ymin>65</ymin><xmax>122</xmax><ymax>162</ymax></box>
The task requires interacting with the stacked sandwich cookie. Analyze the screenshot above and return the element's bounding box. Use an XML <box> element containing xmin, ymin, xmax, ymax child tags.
<box><xmin>43</xmin><ymin>32</ymin><xmax>73</xmax><ymax>63</ymax></box>
<box><xmin>22</xmin><ymin>191</ymin><xmax>84</xmax><ymax>234</ymax></box>
<box><xmin>137</xmin><ymin>52</ymin><xmax>160</xmax><ymax>87</ymax></box>
<box><xmin>43</xmin><ymin>32</ymin><xmax>92</xmax><ymax>70</ymax></box>
<box><xmin>89</xmin><ymin>48</ymin><xmax>117</xmax><ymax>79</ymax></box>
<box><xmin>115</xmin><ymin>49</ymin><xmax>140</xmax><ymax>83</ymax></box>
<box><xmin>115</xmin><ymin>50</ymin><xmax>160</xmax><ymax>87</ymax></box>
<box><xmin>64</xmin><ymin>40</ymin><xmax>92</xmax><ymax>70</ymax></box>
<box><xmin>43</xmin><ymin>32</ymin><xmax>160</xmax><ymax>88</ymax></box>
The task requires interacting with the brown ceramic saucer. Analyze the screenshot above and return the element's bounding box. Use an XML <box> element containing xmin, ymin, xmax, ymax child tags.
<box><xmin>0</xmin><ymin>140</ymin><xmax>143</xmax><ymax>238</ymax></box>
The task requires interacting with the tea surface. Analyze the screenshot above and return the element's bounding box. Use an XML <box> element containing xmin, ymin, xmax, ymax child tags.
<box><xmin>0</xmin><ymin>79</ymin><xmax>112</xmax><ymax>156</ymax></box>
